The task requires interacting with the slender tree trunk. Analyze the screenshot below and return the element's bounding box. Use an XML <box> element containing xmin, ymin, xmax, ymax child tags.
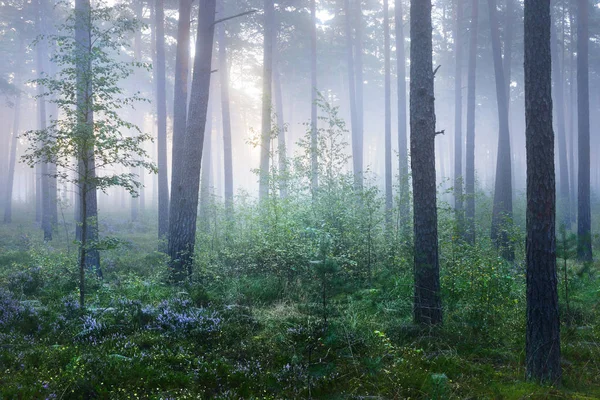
<box><xmin>3</xmin><ymin>40</ymin><xmax>24</xmax><ymax>224</ymax></box>
<box><xmin>410</xmin><ymin>0</ymin><xmax>442</xmax><ymax>326</ymax></box>
<box><xmin>453</xmin><ymin>0</ymin><xmax>464</xmax><ymax>236</ymax></box>
<box><xmin>576</xmin><ymin>0</ymin><xmax>591</xmax><ymax>261</ymax></box>
<box><xmin>344</xmin><ymin>0</ymin><xmax>360</xmax><ymax>190</ymax></box>
<box><xmin>167</xmin><ymin>0</ymin><xmax>216</xmax><ymax>280</ymax></box>
<box><xmin>503</xmin><ymin>0</ymin><xmax>515</xmax><ymax>110</ymax></box>
<box><xmin>75</xmin><ymin>0</ymin><xmax>101</xmax><ymax>277</ymax></box>
<box><xmin>488</xmin><ymin>0</ymin><xmax>513</xmax><ymax>261</ymax></box>
<box><xmin>568</xmin><ymin>6</ymin><xmax>577</xmax><ymax>224</ymax></box>
<box><xmin>155</xmin><ymin>0</ymin><xmax>169</xmax><ymax>247</ymax></box>
<box><xmin>524</xmin><ymin>0</ymin><xmax>561</xmax><ymax>383</ymax></box>
<box><xmin>217</xmin><ymin>21</ymin><xmax>234</xmax><ymax>217</ymax></box>
<box><xmin>259</xmin><ymin>0</ymin><xmax>274</xmax><ymax>202</ymax></box>
<box><xmin>551</xmin><ymin>3</ymin><xmax>570</xmax><ymax>229</ymax></box>
<box><xmin>199</xmin><ymin>89</ymin><xmax>213</xmax><ymax>233</ymax></box>
<box><xmin>395</xmin><ymin>0</ymin><xmax>410</xmax><ymax>240</ymax></box>
<box><xmin>273</xmin><ymin>54</ymin><xmax>286</xmax><ymax>198</ymax></box>
<box><xmin>169</xmin><ymin>0</ymin><xmax>193</xmax><ymax>232</ymax></box>
<box><xmin>384</xmin><ymin>0</ymin><xmax>392</xmax><ymax>227</ymax></box>
<box><xmin>130</xmin><ymin>0</ymin><xmax>143</xmax><ymax>221</ymax></box>
<box><xmin>310</xmin><ymin>0</ymin><xmax>318</xmax><ymax>193</ymax></box>
<box><xmin>465</xmin><ymin>0</ymin><xmax>478</xmax><ymax>245</ymax></box>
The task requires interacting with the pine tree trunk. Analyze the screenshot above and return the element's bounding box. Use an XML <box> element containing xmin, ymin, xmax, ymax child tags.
<box><xmin>344</xmin><ymin>0</ymin><xmax>360</xmax><ymax>190</ymax></box>
<box><xmin>524</xmin><ymin>0</ymin><xmax>561</xmax><ymax>383</ymax></box>
<box><xmin>167</xmin><ymin>0</ymin><xmax>216</xmax><ymax>280</ymax></box>
<box><xmin>465</xmin><ymin>0</ymin><xmax>478</xmax><ymax>245</ymax></box>
<box><xmin>410</xmin><ymin>0</ymin><xmax>442</xmax><ymax>326</ymax></box>
<box><xmin>384</xmin><ymin>0</ymin><xmax>392</xmax><ymax>227</ymax></box>
<box><xmin>259</xmin><ymin>0</ymin><xmax>274</xmax><ymax>202</ymax></box>
<box><xmin>155</xmin><ymin>0</ymin><xmax>169</xmax><ymax>247</ymax></box>
<box><xmin>354</xmin><ymin>0</ymin><xmax>364</xmax><ymax>189</ymax></box>
<box><xmin>169</xmin><ymin>0</ymin><xmax>193</xmax><ymax>233</ymax></box>
<box><xmin>576</xmin><ymin>0</ymin><xmax>592</xmax><ymax>261</ymax></box>
<box><xmin>488</xmin><ymin>0</ymin><xmax>513</xmax><ymax>261</ymax></box>
<box><xmin>453</xmin><ymin>0</ymin><xmax>464</xmax><ymax>237</ymax></box>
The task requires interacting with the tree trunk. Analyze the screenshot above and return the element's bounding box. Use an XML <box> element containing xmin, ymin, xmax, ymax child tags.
<box><xmin>453</xmin><ymin>0</ymin><xmax>464</xmax><ymax>237</ymax></box>
<box><xmin>259</xmin><ymin>0</ymin><xmax>274</xmax><ymax>202</ymax></box>
<box><xmin>576</xmin><ymin>0</ymin><xmax>591</xmax><ymax>261</ymax></box>
<box><xmin>568</xmin><ymin>5</ymin><xmax>576</xmax><ymax>224</ymax></box>
<box><xmin>465</xmin><ymin>0</ymin><xmax>479</xmax><ymax>245</ymax></box>
<box><xmin>344</xmin><ymin>0</ymin><xmax>360</xmax><ymax>190</ymax></box>
<box><xmin>130</xmin><ymin>0</ymin><xmax>143</xmax><ymax>221</ymax></box>
<box><xmin>310</xmin><ymin>0</ymin><xmax>318</xmax><ymax>194</ymax></box>
<box><xmin>550</xmin><ymin>3</ymin><xmax>570</xmax><ymax>229</ymax></box>
<box><xmin>3</xmin><ymin>39</ymin><xmax>24</xmax><ymax>224</ymax></box>
<box><xmin>384</xmin><ymin>0</ymin><xmax>392</xmax><ymax>227</ymax></box>
<box><xmin>75</xmin><ymin>0</ymin><xmax>101</xmax><ymax>277</ymax></box>
<box><xmin>524</xmin><ymin>0</ymin><xmax>561</xmax><ymax>383</ymax></box>
<box><xmin>199</xmin><ymin>90</ymin><xmax>213</xmax><ymax>233</ymax></box>
<box><xmin>395</xmin><ymin>0</ymin><xmax>410</xmax><ymax>239</ymax></box>
<box><xmin>410</xmin><ymin>0</ymin><xmax>442</xmax><ymax>326</ymax></box>
<box><xmin>217</xmin><ymin>21</ymin><xmax>234</xmax><ymax>217</ymax></box>
<box><xmin>169</xmin><ymin>0</ymin><xmax>193</xmax><ymax>232</ymax></box>
<box><xmin>155</xmin><ymin>0</ymin><xmax>169</xmax><ymax>247</ymax></box>
<box><xmin>488</xmin><ymin>0</ymin><xmax>513</xmax><ymax>261</ymax></box>
<box><xmin>167</xmin><ymin>0</ymin><xmax>216</xmax><ymax>280</ymax></box>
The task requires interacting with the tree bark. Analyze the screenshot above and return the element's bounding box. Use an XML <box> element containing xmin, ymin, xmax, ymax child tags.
<box><xmin>524</xmin><ymin>0</ymin><xmax>561</xmax><ymax>383</ymax></box>
<box><xmin>344</xmin><ymin>0</ymin><xmax>360</xmax><ymax>190</ymax></box>
<box><xmin>576</xmin><ymin>0</ymin><xmax>591</xmax><ymax>261</ymax></box>
<box><xmin>410</xmin><ymin>0</ymin><xmax>442</xmax><ymax>326</ymax></box>
<box><xmin>155</xmin><ymin>0</ymin><xmax>169</xmax><ymax>247</ymax></box>
<box><xmin>488</xmin><ymin>0</ymin><xmax>513</xmax><ymax>261</ymax></box>
<box><xmin>465</xmin><ymin>0</ymin><xmax>479</xmax><ymax>245</ymax></box>
<box><xmin>354</xmin><ymin>0</ymin><xmax>364</xmax><ymax>189</ymax></box>
<box><xmin>259</xmin><ymin>0</ymin><xmax>274</xmax><ymax>202</ymax></box>
<box><xmin>167</xmin><ymin>0</ymin><xmax>216</xmax><ymax>280</ymax></box>
<box><xmin>169</xmin><ymin>0</ymin><xmax>193</xmax><ymax>233</ymax></box>
<box><xmin>453</xmin><ymin>0</ymin><xmax>464</xmax><ymax>236</ymax></box>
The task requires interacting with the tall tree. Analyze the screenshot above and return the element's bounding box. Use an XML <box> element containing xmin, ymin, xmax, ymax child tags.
<box><xmin>453</xmin><ymin>0</ymin><xmax>464</xmax><ymax>236</ymax></box>
<box><xmin>410</xmin><ymin>0</ymin><xmax>442</xmax><ymax>325</ymax></box>
<box><xmin>551</xmin><ymin>2</ymin><xmax>570</xmax><ymax>228</ymax></box>
<box><xmin>576</xmin><ymin>0</ymin><xmax>591</xmax><ymax>261</ymax></box>
<box><xmin>168</xmin><ymin>0</ymin><xmax>193</xmax><ymax>235</ymax></box>
<box><xmin>465</xmin><ymin>0</ymin><xmax>479</xmax><ymax>245</ymax></box>
<box><xmin>395</xmin><ymin>0</ymin><xmax>410</xmax><ymax>239</ymax></box>
<box><xmin>384</xmin><ymin>0</ymin><xmax>392</xmax><ymax>226</ymax></box>
<box><xmin>310</xmin><ymin>0</ymin><xmax>318</xmax><ymax>193</ymax></box>
<box><xmin>130</xmin><ymin>0</ymin><xmax>144</xmax><ymax>221</ymax></box>
<box><xmin>155</xmin><ymin>0</ymin><xmax>169</xmax><ymax>246</ymax></box>
<box><xmin>524</xmin><ymin>0</ymin><xmax>561</xmax><ymax>383</ymax></box>
<box><xmin>259</xmin><ymin>0</ymin><xmax>274</xmax><ymax>202</ymax></box>
<box><xmin>168</xmin><ymin>0</ymin><xmax>216</xmax><ymax>279</ymax></box>
<box><xmin>354</xmin><ymin>0</ymin><xmax>364</xmax><ymax>189</ymax></box>
<box><xmin>488</xmin><ymin>0</ymin><xmax>513</xmax><ymax>261</ymax></box>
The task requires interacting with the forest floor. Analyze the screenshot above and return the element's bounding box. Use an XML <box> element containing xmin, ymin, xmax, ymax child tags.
<box><xmin>0</xmin><ymin>209</ymin><xmax>599</xmax><ymax>399</ymax></box>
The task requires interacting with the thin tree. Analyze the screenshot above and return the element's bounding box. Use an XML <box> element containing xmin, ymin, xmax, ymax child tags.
<box><xmin>453</xmin><ymin>0</ymin><xmax>464</xmax><ymax>236</ymax></box>
<box><xmin>167</xmin><ymin>0</ymin><xmax>216</xmax><ymax>280</ymax></box>
<box><xmin>410</xmin><ymin>0</ymin><xmax>442</xmax><ymax>325</ymax></box>
<box><xmin>155</xmin><ymin>0</ymin><xmax>169</xmax><ymax>246</ymax></box>
<box><xmin>576</xmin><ymin>0</ymin><xmax>591</xmax><ymax>261</ymax></box>
<box><xmin>259</xmin><ymin>0</ymin><xmax>274</xmax><ymax>202</ymax></box>
<box><xmin>524</xmin><ymin>0</ymin><xmax>561</xmax><ymax>383</ymax></box>
<box><xmin>354</xmin><ymin>0</ymin><xmax>364</xmax><ymax>189</ymax></box>
<box><xmin>465</xmin><ymin>0</ymin><xmax>479</xmax><ymax>245</ymax></box>
<box><xmin>488</xmin><ymin>0</ymin><xmax>513</xmax><ymax>261</ymax></box>
<box><xmin>344</xmin><ymin>0</ymin><xmax>360</xmax><ymax>190</ymax></box>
